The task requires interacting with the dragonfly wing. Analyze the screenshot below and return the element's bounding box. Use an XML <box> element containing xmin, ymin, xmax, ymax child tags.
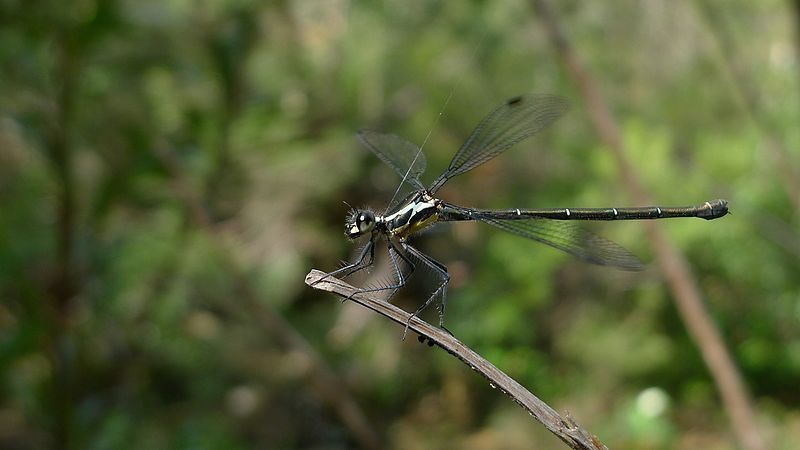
<box><xmin>478</xmin><ymin>216</ymin><xmax>644</xmax><ymax>271</ymax></box>
<box><xmin>357</xmin><ymin>129</ymin><xmax>427</xmax><ymax>190</ymax></box>
<box><xmin>429</xmin><ymin>94</ymin><xmax>568</xmax><ymax>193</ymax></box>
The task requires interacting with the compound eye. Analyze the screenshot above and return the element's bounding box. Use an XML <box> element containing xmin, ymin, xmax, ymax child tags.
<box><xmin>357</xmin><ymin>211</ymin><xmax>375</xmax><ymax>232</ymax></box>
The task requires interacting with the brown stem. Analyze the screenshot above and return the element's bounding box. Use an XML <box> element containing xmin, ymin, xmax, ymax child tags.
<box><xmin>46</xmin><ymin>29</ymin><xmax>79</xmax><ymax>450</ymax></box>
<box><xmin>693</xmin><ymin>0</ymin><xmax>800</xmax><ymax>211</ymax></box>
<box><xmin>795</xmin><ymin>0</ymin><xmax>800</xmax><ymax>88</ymax></box>
<box><xmin>531</xmin><ymin>1</ymin><xmax>766</xmax><ymax>449</ymax></box>
<box><xmin>306</xmin><ymin>270</ymin><xmax>607</xmax><ymax>450</ymax></box>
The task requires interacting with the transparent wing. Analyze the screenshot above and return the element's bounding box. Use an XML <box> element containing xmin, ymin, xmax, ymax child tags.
<box><xmin>478</xmin><ymin>217</ymin><xmax>644</xmax><ymax>271</ymax></box>
<box><xmin>357</xmin><ymin>129</ymin><xmax>427</xmax><ymax>190</ymax></box>
<box><xmin>429</xmin><ymin>94</ymin><xmax>569</xmax><ymax>193</ymax></box>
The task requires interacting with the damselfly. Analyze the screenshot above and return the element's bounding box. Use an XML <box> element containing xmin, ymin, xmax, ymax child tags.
<box><xmin>320</xmin><ymin>94</ymin><xmax>728</xmax><ymax>328</ymax></box>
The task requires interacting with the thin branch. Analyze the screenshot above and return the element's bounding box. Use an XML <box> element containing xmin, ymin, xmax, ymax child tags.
<box><xmin>531</xmin><ymin>2</ymin><xmax>766</xmax><ymax>450</ymax></box>
<box><xmin>46</xmin><ymin>28</ymin><xmax>79</xmax><ymax>450</ymax></box>
<box><xmin>693</xmin><ymin>0</ymin><xmax>800</xmax><ymax>212</ymax></box>
<box><xmin>305</xmin><ymin>269</ymin><xmax>607</xmax><ymax>450</ymax></box>
<box><xmin>795</xmin><ymin>0</ymin><xmax>800</xmax><ymax>91</ymax></box>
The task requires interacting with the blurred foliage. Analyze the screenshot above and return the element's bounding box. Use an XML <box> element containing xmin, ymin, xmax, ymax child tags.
<box><xmin>1</xmin><ymin>0</ymin><xmax>800</xmax><ymax>449</ymax></box>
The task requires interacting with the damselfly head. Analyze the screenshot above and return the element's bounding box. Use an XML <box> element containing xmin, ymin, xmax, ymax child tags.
<box><xmin>345</xmin><ymin>209</ymin><xmax>376</xmax><ymax>239</ymax></box>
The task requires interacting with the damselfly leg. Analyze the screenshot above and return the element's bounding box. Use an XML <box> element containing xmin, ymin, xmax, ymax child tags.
<box><xmin>313</xmin><ymin>238</ymin><xmax>376</xmax><ymax>287</ymax></box>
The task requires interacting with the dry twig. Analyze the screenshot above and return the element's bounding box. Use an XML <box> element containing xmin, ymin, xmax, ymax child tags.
<box><xmin>306</xmin><ymin>269</ymin><xmax>607</xmax><ymax>450</ymax></box>
<box><xmin>532</xmin><ymin>1</ymin><xmax>766</xmax><ymax>449</ymax></box>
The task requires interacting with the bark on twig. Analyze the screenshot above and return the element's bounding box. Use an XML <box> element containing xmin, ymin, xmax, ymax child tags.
<box><xmin>46</xmin><ymin>29</ymin><xmax>79</xmax><ymax>450</ymax></box>
<box><xmin>794</xmin><ymin>0</ymin><xmax>800</xmax><ymax>90</ymax></box>
<box><xmin>693</xmin><ymin>0</ymin><xmax>800</xmax><ymax>212</ymax></box>
<box><xmin>305</xmin><ymin>269</ymin><xmax>607</xmax><ymax>450</ymax></box>
<box><xmin>531</xmin><ymin>2</ymin><xmax>766</xmax><ymax>449</ymax></box>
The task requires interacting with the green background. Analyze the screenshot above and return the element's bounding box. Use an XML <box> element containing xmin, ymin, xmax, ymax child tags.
<box><xmin>1</xmin><ymin>0</ymin><xmax>799</xmax><ymax>448</ymax></box>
